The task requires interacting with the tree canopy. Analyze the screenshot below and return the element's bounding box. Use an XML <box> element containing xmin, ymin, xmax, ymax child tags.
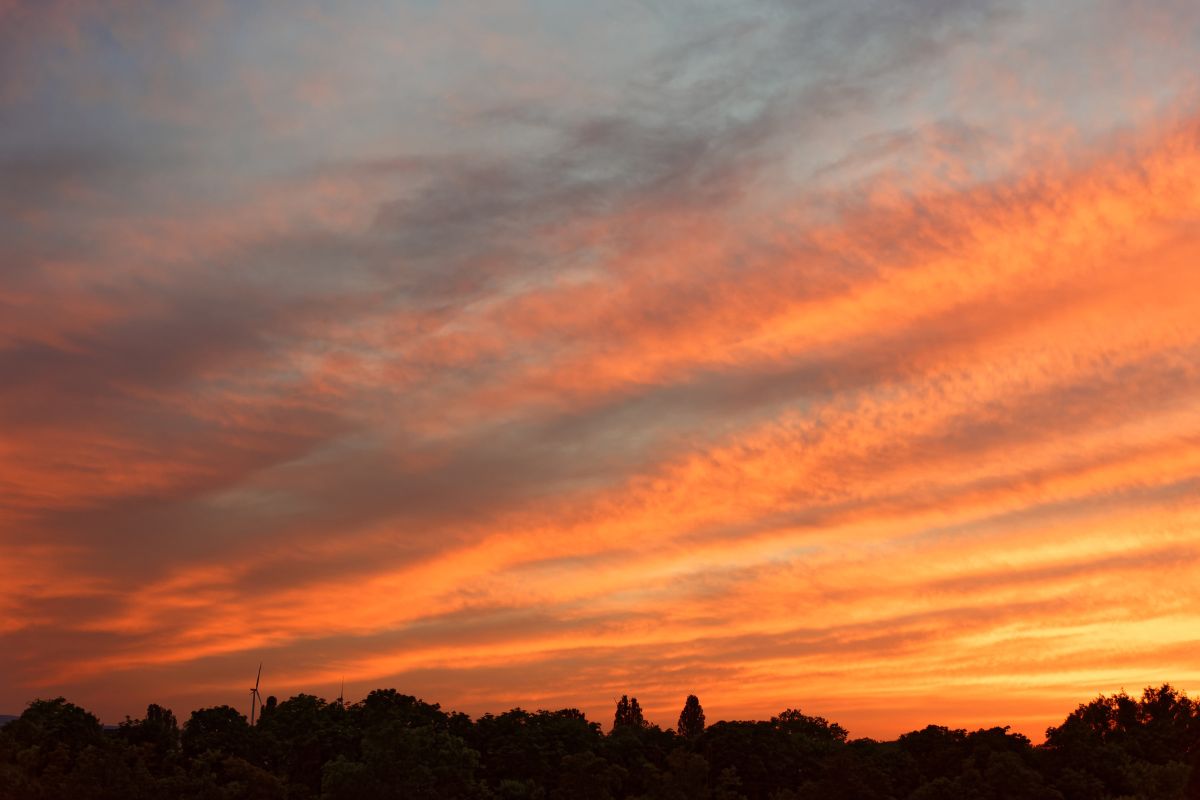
<box><xmin>1</xmin><ymin>685</ymin><xmax>1198</xmax><ymax>799</ymax></box>
<box><xmin>678</xmin><ymin>694</ymin><xmax>706</xmax><ymax>740</ymax></box>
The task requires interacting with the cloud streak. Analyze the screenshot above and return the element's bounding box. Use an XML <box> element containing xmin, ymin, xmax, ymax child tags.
<box><xmin>2</xmin><ymin>0</ymin><xmax>1199</xmax><ymax>740</ymax></box>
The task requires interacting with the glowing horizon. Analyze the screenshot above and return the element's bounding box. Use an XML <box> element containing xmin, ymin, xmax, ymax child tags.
<box><xmin>2</xmin><ymin>0</ymin><xmax>1199</xmax><ymax>740</ymax></box>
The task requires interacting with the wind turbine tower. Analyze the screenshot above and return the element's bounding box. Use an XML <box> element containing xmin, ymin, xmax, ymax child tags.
<box><xmin>249</xmin><ymin>663</ymin><xmax>263</xmax><ymax>725</ymax></box>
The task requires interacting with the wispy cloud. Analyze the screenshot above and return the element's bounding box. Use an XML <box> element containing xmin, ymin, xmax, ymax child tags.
<box><xmin>1</xmin><ymin>0</ymin><xmax>1199</xmax><ymax>740</ymax></box>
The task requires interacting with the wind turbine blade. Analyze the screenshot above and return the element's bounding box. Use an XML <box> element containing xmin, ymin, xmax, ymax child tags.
<box><xmin>255</xmin><ymin>662</ymin><xmax>262</xmax><ymax>690</ymax></box>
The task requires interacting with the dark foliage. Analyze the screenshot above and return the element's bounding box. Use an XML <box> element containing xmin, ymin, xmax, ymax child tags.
<box><xmin>613</xmin><ymin>695</ymin><xmax>647</xmax><ymax>732</ymax></box>
<box><xmin>678</xmin><ymin>694</ymin><xmax>706</xmax><ymax>740</ymax></box>
<box><xmin>1</xmin><ymin>685</ymin><xmax>1198</xmax><ymax>799</ymax></box>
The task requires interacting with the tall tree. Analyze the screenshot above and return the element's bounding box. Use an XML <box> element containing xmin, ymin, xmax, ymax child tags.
<box><xmin>628</xmin><ymin>697</ymin><xmax>645</xmax><ymax>729</ymax></box>
<box><xmin>678</xmin><ymin>694</ymin><xmax>706</xmax><ymax>739</ymax></box>
<box><xmin>612</xmin><ymin>695</ymin><xmax>646</xmax><ymax>731</ymax></box>
<box><xmin>613</xmin><ymin>696</ymin><xmax>630</xmax><ymax>732</ymax></box>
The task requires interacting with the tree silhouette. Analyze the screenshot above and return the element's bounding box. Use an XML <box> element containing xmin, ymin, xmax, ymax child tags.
<box><xmin>257</xmin><ymin>693</ymin><xmax>353</xmax><ymax>794</ymax></box>
<box><xmin>613</xmin><ymin>695</ymin><xmax>628</xmax><ymax>731</ymax></box>
<box><xmin>117</xmin><ymin>703</ymin><xmax>180</xmax><ymax>759</ymax></box>
<box><xmin>629</xmin><ymin>697</ymin><xmax>645</xmax><ymax>729</ymax></box>
<box><xmin>181</xmin><ymin>705</ymin><xmax>252</xmax><ymax>760</ymax></box>
<box><xmin>1</xmin><ymin>682</ymin><xmax>1197</xmax><ymax>799</ymax></box>
<box><xmin>612</xmin><ymin>695</ymin><xmax>646</xmax><ymax>731</ymax></box>
<box><xmin>260</xmin><ymin>694</ymin><xmax>278</xmax><ymax>723</ymax></box>
<box><xmin>678</xmin><ymin>694</ymin><xmax>706</xmax><ymax>739</ymax></box>
<box><xmin>4</xmin><ymin>697</ymin><xmax>103</xmax><ymax>756</ymax></box>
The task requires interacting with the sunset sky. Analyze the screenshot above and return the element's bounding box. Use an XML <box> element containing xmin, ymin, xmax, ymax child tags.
<box><xmin>2</xmin><ymin>0</ymin><xmax>1200</xmax><ymax>740</ymax></box>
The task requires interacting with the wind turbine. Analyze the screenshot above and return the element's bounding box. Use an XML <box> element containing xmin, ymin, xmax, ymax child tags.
<box><xmin>338</xmin><ymin>677</ymin><xmax>345</xmax><ymax>708</ymax></box>
<box><xmin>249</xmin><ymin>663</ymin><xmax>263</xmax><ymax>725</ymax></box>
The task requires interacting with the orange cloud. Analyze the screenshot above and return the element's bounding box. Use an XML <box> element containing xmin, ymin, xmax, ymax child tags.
<box><xmin>4</xmin><ymin>1</ymin><xmax>1200</xmax><ymax>742</ymax></box>
<box><xmin>7</xmin><ymin>110</ymin><xmax>1197</xmax><ymax>740</ymax></box>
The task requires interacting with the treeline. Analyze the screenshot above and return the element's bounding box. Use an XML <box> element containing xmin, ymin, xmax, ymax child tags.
<box><xmin>2</xmin><ymin>684</ymin><xmax>1200</xmax><ymax>799</ymax></box>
